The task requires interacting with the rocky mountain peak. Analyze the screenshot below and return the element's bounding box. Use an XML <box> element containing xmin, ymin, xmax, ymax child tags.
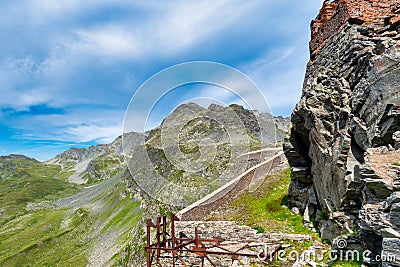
<box><xmin>207</xmin><ymin>103</ymin><xmax>225</xmax><ymax>112</ymax></box>
<box><xmin>169</xmin><ymin>102</ymin><xmax>203</xmax><ymax>117</ymax></box>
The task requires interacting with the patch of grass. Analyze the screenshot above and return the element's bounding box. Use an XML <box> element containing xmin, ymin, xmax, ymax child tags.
<box><xmin>0</xmin><ymin>164</ymin><xmax>81</xmax><ymax>226</ymax></box>
<box><xmin>252</xmin><ymin>225</ymin><xmax>265</xmax><ymax>233</ymax></box>
<box><xmin>392</xmin><ymin>162</ymin><xmax>400</xmax><ymax>167</ymax></box>
<box><xmin>0</xmin><ymin>208</ymin><xmax>91</xmax><ymax>266</ymax></box>
<box><xmin>209</xmin><ymin>169</ymin><xmax>315</xmax><ymax>235</ymax></box>
<box><xmin>101</xmin><ymin>187</ymin><xmax>141</xmax><ymax>233</ymax></box>
<box><xmin>331</xmin><ymin>260</ymin><xmax>363</xmax><ymax>266</ymax></box>
<box><xmin>170</xmin><ymin>169</ymin><xmax>184</xmax><ymax>181</ymax></box>
<box><xmin>179</xmin><ymin>142</ymin><xmax>200</xmax><ymax>154</ymax></box>
<box><xmin>320</xmin><ymin>210</ymin><xmax>330</xmax><ymax>221</ymax></box>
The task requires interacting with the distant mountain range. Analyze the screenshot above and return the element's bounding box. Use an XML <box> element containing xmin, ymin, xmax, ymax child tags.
<box><xmin>0</xmin><ymin>103</ymin><xmax>289</xmax><ymax>266</ymax></box>
<box><xmin>6</xmin><ymin>103</ymin><xmax>288</xmax><ymax>186</ymax></box>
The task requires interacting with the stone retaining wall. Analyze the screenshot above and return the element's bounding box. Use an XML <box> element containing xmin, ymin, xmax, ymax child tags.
<box><xmin>177</xmin><ymin>152</ymin><xmax>286</xmax><ymax>221</ymax></box>
<box><xmin>236</xmin><ymin>147</ymin><xmax>281</xmax><ymax>162</ymax></box>
<box><xmin>175</xmin><ymin>221</ymin><xmax>313</xmax><ymax>242</ymax></box>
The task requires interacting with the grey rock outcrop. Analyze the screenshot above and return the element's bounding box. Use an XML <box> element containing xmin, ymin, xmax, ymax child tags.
<box><xmin>284</xmin><ymin>1</ymin><xmax>400</xmax><ymax>265</ymax></box>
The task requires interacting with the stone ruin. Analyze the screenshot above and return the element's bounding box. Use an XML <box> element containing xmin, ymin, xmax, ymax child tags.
<box><xmin>311</xmin><ymin>0</ymin><xmax>400</xmax><ymax>56</ymax></box>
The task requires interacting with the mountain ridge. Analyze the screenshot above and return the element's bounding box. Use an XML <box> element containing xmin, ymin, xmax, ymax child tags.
<box><xmin>1</xmin><ymin>103</ymin><xmax>289</xmax><ymax>185</ymax></box>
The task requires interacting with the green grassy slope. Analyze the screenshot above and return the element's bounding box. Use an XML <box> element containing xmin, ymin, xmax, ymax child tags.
<box><xmin>0</xmin><ymin>156</ymin><xmax>141</xmax><ymax>266</ymax></box>
<box><xmin>0</xmin><ymin>156</ymin><xmax>79</xmax><ymax>226</ymax></box>
<box><xmin>207</xmin><ymin>168</ymin><xmax>313</xmax><ymax>234</ymax></box>
<box><xmin>0</xmin><ymin>180</ymin><xmax>141</xmax><ymax>267</ymax></box>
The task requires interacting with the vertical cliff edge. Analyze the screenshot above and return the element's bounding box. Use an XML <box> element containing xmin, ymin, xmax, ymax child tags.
<box><xmin>284</xmin><ymin>0</ymin><xmax>400</xmax><ymax>265</ymax></box>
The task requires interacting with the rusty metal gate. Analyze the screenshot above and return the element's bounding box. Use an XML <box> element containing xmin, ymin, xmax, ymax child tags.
<box><xmin>145</xmin><ymin>214</ymin><xmax>282</xmax><ymax>266</ymax></box>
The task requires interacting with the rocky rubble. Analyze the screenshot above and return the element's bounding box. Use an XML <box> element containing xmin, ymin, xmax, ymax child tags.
<box><xmin>284</xmin><ymin>0</ymin><xmax>400</xmax><ymax>266</ymax></box>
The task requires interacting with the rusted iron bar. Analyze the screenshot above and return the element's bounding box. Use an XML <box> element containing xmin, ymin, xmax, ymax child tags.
<box><xmin>145</xmin><ymin>214</ymin><xmax>283</xmax><ymax>267</ymax></box>
<box><xmin>146</xmin><ymin>219</ymin><xmax>154</xmax><ymax>267</ymax></box>
<box><xmin>156</xmin><ymin>217</ymin><xmax>160</xmax><ymax>258</ymax></box>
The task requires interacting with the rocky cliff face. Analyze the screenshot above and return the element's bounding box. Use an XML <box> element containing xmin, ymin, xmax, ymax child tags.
<box><xmin>284</xmin><ymin>0</ymin><xmax>400</xmax><ymax>265</ymax></box>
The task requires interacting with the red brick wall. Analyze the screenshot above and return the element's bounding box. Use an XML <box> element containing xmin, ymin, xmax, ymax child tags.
<box><xmin>310</xmin><ymin>0</ymin><xmax>400</xmax><ymax>56</ymax></box>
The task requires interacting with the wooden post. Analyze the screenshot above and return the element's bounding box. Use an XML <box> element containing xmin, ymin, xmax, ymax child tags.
<box><xmin>171</xmin><ymin>214</ymin><xmax>176</xmax><ymax>267</ymax></box>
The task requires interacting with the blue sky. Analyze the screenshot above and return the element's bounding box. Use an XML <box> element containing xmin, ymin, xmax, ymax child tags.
<box><xmin>0</xmin><ymin>0</ymin><xmax>323</xmax><ymax>161</ymax></box>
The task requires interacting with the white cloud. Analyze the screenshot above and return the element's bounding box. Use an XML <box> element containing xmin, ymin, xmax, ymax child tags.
<box><xmin>7</xmin><ymin>107</ymin><xmax>125</xmax><ymax>145</ymax></box>
<box><xmin>61</xmin><ymin>0</ymin><xmax>260</xmax><ymax>60</ymax></box>
<box><xmin>13</xmin><ymin>121</ymin><xmax>123</xmax><ymax>144</ymax></box>
<box><xmin>0</xmin><ymin>0</ymin><xmax>322</xmax><ymax>111</ymax></box>
<box><xmin>63</xmin><ymin>124</ymin><xmax>122</xmax><ymax>143</ymax></box>
<box><xmin>153</xmin><ymin>0</ymin><xmax>255</xmax><ymax>55</ymax></box>
<box><xmin>18</xmin><ymin>89</ymin><xmax>52</xmax><ymax>109</ymax></box>
<box><xmin>74</xmin><ymin>27</ymin><xmax>143</xmax><ymax>60</ymax></box>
